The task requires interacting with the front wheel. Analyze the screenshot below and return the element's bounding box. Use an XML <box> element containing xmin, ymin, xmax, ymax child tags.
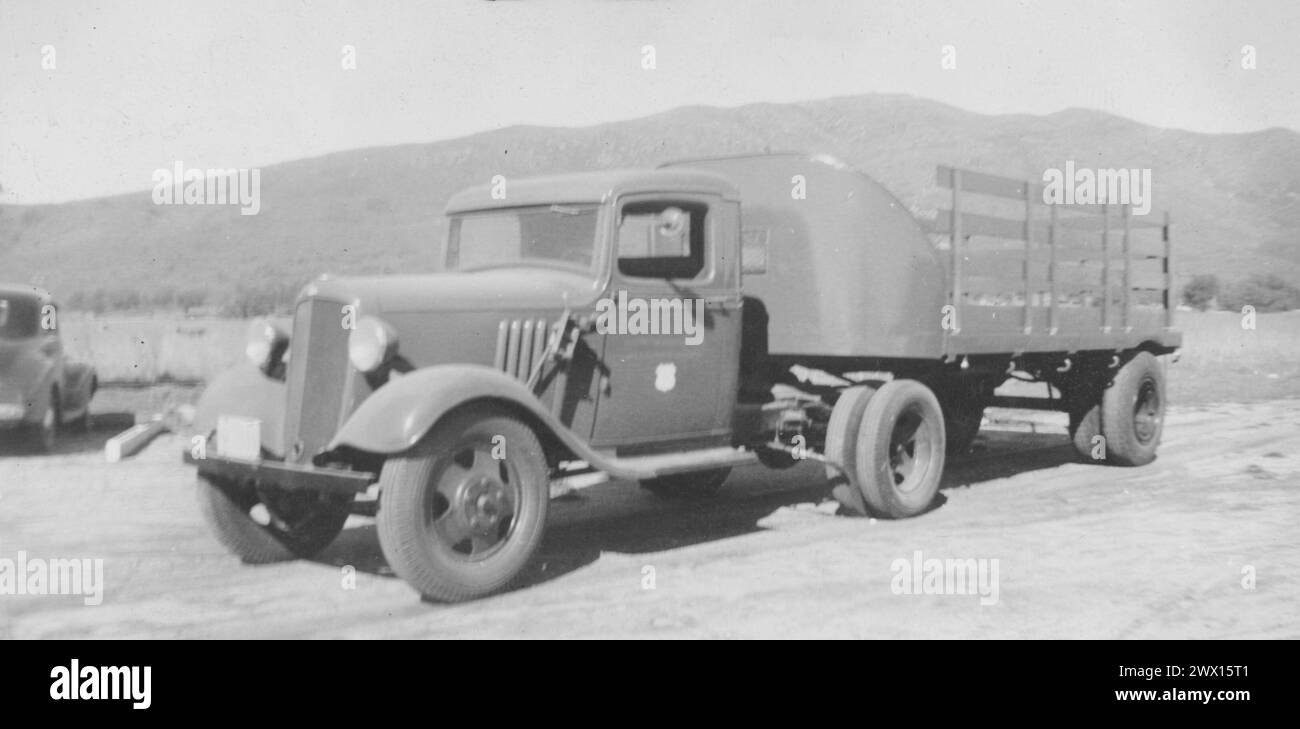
<box><xmin>376</xmin><ymin>405</ymin><xmax>550</xmax><ymax>602</ymax></box>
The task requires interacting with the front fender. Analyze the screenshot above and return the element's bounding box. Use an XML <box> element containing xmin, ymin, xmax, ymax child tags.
<box><xmin>20</xmin><ymin>357</ymin><xmax>59</xmax><ymax>424</ymax></box>
<box><xmin>328</xmin><ymin>364</ymin><xmax>573</xmax><ymax>457</ymax></box>
<box><xmin>193</xmin><ymin>363</ymin><xmax>287</xmax><ymax>457</ymax></box>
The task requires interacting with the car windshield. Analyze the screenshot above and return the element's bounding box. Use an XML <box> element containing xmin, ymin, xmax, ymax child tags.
<box><xmin>0</xmin><ymin>297</ymin><xmax>40</xmax><ymax>339</ymax></box>
<box><xmin>445</xmin><ymin>204</ymin><xmax>601</xmax><ymax>272</ymax></box>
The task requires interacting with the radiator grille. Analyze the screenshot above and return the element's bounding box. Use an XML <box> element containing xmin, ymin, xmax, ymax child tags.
<box><xmin>283</xmin><ymin>298</ymin><xmax>351</xmax><ymax>463</ymax></box>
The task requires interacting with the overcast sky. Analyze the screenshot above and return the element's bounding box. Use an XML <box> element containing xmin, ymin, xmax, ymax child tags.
<box><xmin>2</xmin><ymin>0</ymin><xmax>1297</xmax><ymax>204</ymax></box>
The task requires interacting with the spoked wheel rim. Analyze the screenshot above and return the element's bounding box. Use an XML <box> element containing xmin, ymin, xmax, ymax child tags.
<box><xmin>888</xmin><ymin>406</ymin><xmax>936</xmax><ymax>494</ymax></box>
<box><xmin>424</xmin><ymin>438</ymin><xmax>521</xmax><ymax>563</ymax></box>
<box><xmin>1133</xmin><ymin>377</ymin><xmax>1162</xmax><ymax>444</ymax></box>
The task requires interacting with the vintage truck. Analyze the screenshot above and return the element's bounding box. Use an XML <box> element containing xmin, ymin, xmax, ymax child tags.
<box><xmin>188</xmin><ymin>153</ymin><xmax>1180</xmax><ymax>602</ymax></box>
<box><xmin>0</xmin><ymin>284</ymin><xmax>98</xmax><ymax>452</ymax></box>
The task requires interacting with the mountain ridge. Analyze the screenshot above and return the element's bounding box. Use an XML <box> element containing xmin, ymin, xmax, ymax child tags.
<box><xmin>1</xmin><ymin>93</ymin><xmax>1296</xmax><ymax>310</ymax></box>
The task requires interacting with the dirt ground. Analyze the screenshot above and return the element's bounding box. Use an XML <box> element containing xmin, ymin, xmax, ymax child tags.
<box><xmin>1</xmin><ymin>391</ymin><xmax>1297</xmax><ymax>639</ymax></box>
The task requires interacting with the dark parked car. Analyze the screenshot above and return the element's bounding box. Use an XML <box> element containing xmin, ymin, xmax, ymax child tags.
<box><xmin>0</xmin><ymin>284</ymin><xmax>98</xmax><ymax>452</ymax></box>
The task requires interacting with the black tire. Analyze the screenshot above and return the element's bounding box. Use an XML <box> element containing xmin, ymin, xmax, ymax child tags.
<box><xmin>1100</xmin><ymin>351</ymin><xmax>1166</xmax><ymax>466</ymax></box>
<box><xmin>376</xmin><ymin>405</ymin><xmax>550</xmax><ymax>602</ymax></box>
<box><xmin>640</xmin><ymin>468</ymin><xmax>732</xmax><ymax>498</ymax></box>
<box><xmin>197</xmin><ymin>474</ymin><xmax>351</xmax><ymax>563</ymax></box>
<box><xmin>853</xmin><ymin>380</ymin><xmax>946</xmax><ymax>518</ymax></box>
<box><xmin>824</xmin><ymin>385</ymin><xmax>877</xmax><ymax>516</ymax></box>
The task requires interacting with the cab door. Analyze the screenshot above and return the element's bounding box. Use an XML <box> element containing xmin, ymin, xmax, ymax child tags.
<box><xmin>590</xmin><ymin>193</ymin><xmax>742</xmax><ymax>450</ymax></box>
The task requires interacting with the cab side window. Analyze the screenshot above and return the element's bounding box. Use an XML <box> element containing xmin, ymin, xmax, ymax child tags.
<box><xmin>617</xmin><ymin>201</ymin><xmax>707</xmax><ymax>280</ymax></box>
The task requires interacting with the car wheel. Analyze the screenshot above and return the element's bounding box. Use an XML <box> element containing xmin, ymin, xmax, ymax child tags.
<box><xmin>376</xmin><ymin>405</ymin><xmax>550</xmax><ymax>602</ymax></box>
<box><xmin>197</xmin><ymin>474</ymin><xmax>352</xmax><ymax>563</ymax></box>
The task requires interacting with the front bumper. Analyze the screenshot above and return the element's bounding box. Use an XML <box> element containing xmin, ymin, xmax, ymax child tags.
<box><xmin>184</xmin><ymin>450</ymin><xmax>377</xmax><ymax>495</ymax></box>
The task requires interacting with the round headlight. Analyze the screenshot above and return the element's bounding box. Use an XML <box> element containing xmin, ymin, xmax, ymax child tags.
<box><xmin>245</xmin><ymin>318</ymin><xmax>288</xmax><ymax>372</ymax></box>
<box><xmin>348</xmin><ymin>316</ymin><xmax>398</xmax><ymax>373</ymax></box>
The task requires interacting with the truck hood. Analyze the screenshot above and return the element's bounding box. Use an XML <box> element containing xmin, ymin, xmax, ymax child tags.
<box><xmin>305</xmin><ymin>267</ymin><xmax>604</xmax><ymax>314</ymax></box>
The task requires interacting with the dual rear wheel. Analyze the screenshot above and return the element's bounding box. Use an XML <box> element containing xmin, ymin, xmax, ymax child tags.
<box><xmin>1068</xmin><ymin>351</ymin><xmax>1166</xmax><ymax>466</ymax></box>
<box><xmin>825</xmin><ymin>380</ymin><xmax>947</xmax><ymax>519</ymax></box>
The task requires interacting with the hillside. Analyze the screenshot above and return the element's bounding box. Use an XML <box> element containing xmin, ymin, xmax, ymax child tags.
<box><xmin>2</xmin><ymin>93</ymin><xmax>1297</xmax><ymax>311</ymax></box>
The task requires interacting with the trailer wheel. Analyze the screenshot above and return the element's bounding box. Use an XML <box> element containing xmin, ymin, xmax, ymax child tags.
<box><xmin>376</xmin><ymin>405</ymin><xmax>549</xmax><ymax>602</ymax></box>
<box><xmin>824</xmin><ymin>385</ymin><xmax>877</xmax><ymax>516</ymax></box>
<box><xmin>1100</xmin><ymin>352</ymin><xmax>1166</xmax><ymax>466</ymax></box>
<box><xmin>197</xmin><ymin>475</ymin><xmax>351</xmax><ymax>563</ymax></box>
<box><xmin>640</xmin><ymin>468</ymin><xmax>731</xmax><ymax>498</ymax></box>
<box><xmin>853</xmin><ymin>380</ymin><xmax>946</xmax><ymax>518</ymax></box>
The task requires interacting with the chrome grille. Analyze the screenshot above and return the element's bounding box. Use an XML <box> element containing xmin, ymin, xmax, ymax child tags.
<box><xmin>284</xmin><ymin>298</ymin><xmax>351</xmax><ymax>463</ymax></box>
<box><xmin>493</xmin><ymin>318</ymin><xmax>554</xmax><ymax>382</ymax></box>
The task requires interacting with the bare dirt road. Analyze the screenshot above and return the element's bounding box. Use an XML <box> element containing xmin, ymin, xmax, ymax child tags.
<box><xmin>1</xmin><ymin>399</ymin><xmax>1297</xmax><ymax>639</ymax></box>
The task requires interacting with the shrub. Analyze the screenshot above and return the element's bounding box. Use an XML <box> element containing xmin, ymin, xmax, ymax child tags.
<box><xmin>1219</xmin><ymin>274</ymin><xmax>1300</xmax><ymax>313</ymax></box>
<box><xmin>1181</xmin><ymin>274</ymin><xmax>1219</xmax><ymax>311</ymax></box>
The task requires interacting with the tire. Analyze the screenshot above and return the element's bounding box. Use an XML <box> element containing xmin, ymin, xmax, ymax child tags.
<box><xmin>376</xmin><ymin>405</ymin><xmax>550</xmax><ymax>602</ymax></box>
<box><xmin>197</xmin><ymin>474</ymin><xmax>351</xmax><ymax>563</ymax></box>
<box><xmin>853</xmin><ymin>380</ymin><xmax>946</xmax><ymax>518</ymax></box>
<box><xmin>1068</xmin><ymin>402</ymin><xmax>1102</xmax><ymax>462</ymax></box>
<box><xmin>1100</xmin><ymin>351</ymin><xmax>1166</xmax><ymax>466</ymax></box>
<box><xmin>823</xmin><ymin>385</ymin><xmax>877</xmax><ymax>516</ymax></box>
<box><xmin>640</xmin><ymin>468</ymin><xmax>732</xmax><ymax>498</ymax></box>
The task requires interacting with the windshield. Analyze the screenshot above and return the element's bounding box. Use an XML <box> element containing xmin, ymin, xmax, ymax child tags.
<box><xmin>0</xmin><ymin>296</ymin><xmax>40</xmax><ymax>339</ymax></box>
<box><xmin>445</xmin><ymin>204</ymin><xmax>601</xmax><ymax>272</ymax></box>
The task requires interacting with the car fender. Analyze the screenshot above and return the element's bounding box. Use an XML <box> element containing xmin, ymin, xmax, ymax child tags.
<box><xmin>193</xmin><ymin>363</ymin><xmax>288</xmax><ymax>457</ymax></box>
<box><xmin>327</xmin><ymin>364</ymin><xmax>587</xmax><ymax>459</ymax></box>
<box><xmin>20</xmin><ymin>355</ymin><xmax>60</xmax><ymax>424</ymax></box>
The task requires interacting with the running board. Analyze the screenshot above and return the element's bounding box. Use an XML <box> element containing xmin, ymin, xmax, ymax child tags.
<box><xmin>585</xmin><ymin>446</ymin><xmax>759</xmax><ymax>481</ymax></box>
